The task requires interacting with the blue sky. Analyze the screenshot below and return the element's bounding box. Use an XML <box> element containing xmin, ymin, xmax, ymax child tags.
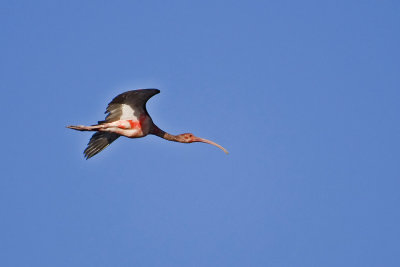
<box><xmin>1</xmin><ymin>1</ymin><xmax>399</xmax><ymax>266</ymax></box>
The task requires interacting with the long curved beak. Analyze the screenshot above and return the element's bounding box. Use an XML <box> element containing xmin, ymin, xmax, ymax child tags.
<box><xmin>192</xmin><ymin>137</ymin><xmax>229</xmax><ymax>154</ymax></box>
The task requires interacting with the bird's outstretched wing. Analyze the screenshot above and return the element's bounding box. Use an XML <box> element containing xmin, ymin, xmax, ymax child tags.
<box><xmin>84</xmin><ymin>132</ymin><xmax>120</xmax><ymax>159</ymax></box>
<box><xmin>99</xmin><ymin>89</ymin><xmax>160</xmax><ymax>123</ymax></box>
<box><xmin>84</xmin><ymin>89</ymin><xmax>160</xmax><ymax>159</ymax></box>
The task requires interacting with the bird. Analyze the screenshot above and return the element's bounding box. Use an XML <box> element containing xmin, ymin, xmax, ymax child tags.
<box><xmin>67</xmin><ymin>89</ymin><xmax>228</xmax><ymax>159</ymax></box>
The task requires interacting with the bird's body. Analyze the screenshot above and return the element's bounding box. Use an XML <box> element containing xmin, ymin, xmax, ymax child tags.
<box><xmin>67</xmin><ymin>89</ymin><xmax>228</xmax><ymax>159</ymax></box>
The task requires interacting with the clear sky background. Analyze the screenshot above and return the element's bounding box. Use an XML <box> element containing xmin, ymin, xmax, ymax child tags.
<box><xmin>1</xmin><ymin>1</ymin><xmax>399</xmax><ymax>266</ymax></box>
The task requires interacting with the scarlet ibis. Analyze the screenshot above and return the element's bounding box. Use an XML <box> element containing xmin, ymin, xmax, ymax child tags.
<box><xmin>67</xmin><ymin>89</ymin><xmax>228</xmax><ymax>159</ymax></box>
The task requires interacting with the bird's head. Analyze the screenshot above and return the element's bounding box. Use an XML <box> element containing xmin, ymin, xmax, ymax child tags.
<box><xmin>176</xmin><ymin>133</ymin><xmax>229</xmax><ymax>154</ymax></box>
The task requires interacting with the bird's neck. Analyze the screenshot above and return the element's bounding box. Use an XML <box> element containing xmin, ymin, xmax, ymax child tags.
<box><xmin>151</xmin><ymin>125</ymin><xmax>179</xmax><ymax>142</ymax></box>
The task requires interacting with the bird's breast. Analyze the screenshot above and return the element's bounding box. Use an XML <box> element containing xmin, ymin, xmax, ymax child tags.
<box><xmin>138</xmin><ymin>115</ymin><xmax>152</xmax><ymax>136</ymax></box>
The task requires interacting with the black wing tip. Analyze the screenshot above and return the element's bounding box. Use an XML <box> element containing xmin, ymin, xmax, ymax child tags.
<box><xmin>83</xmin><ymin>148</ymin><xmax>97</xmax><ymax>159</ymax></box>
<box><xmin>83</xmin><ymin>148</ymin><xmax>96</xmax><ymax>159</ymax></box>
<box><xmin>83</xmin><ymin>143</ymin><xmax>107</xmax><ymax>159</ymax></box>
<box><xmin>125</xmin><ymin>88</ymin><xmax>160</xmax><ymax>93</ymax></box>
<box><xmin>110</xmin><ymin>89</ymin><xmax>160</xmax><ymax>104</ymax></box>
<box><xmin>84</xmin><ymin>153</ymin><xmax>94</xmax><ymax>160</ymax></box>
<box><xmin>82</xmin><ymin>132</ymin><xmax>119</xmax><ymax>160</ymax></box>
<box><xmin>137</xmin><ymin>88</ymin><xmax>160</xmax><ymax>94</ymax></box>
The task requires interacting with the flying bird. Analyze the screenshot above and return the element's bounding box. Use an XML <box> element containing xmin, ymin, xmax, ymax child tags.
<box><xmin>67</xmin><ymin>89</ymin><xmax>228</xmax><ymax>159</ymax></box>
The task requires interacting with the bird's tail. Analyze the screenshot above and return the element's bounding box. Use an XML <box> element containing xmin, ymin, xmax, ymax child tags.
<box><xmin>66</xmin><ymin>125</ymin><xmax>103</xmax><ymax>131</ymax></box>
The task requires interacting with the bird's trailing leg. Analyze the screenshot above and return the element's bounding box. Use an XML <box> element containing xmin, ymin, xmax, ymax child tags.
<box><xmin>66</xmin><ymin>125</ymin><xmax>105</xmax><ymax>131</ymax></box>
<box><xmin>67</xmin><ymin>121</ymin><xmax>145</xmax><ymax>138</ymax></box>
